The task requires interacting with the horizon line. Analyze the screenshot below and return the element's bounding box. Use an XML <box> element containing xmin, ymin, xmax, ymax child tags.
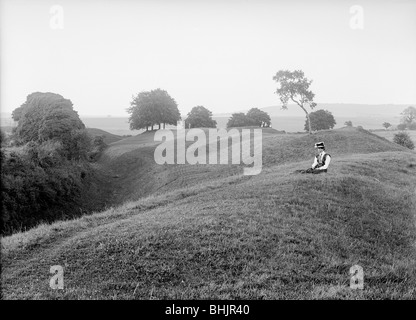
<box><xmin>1</xmin><ymin>102</ymin><xmax>415</xmax><ymax>118</ymax></box>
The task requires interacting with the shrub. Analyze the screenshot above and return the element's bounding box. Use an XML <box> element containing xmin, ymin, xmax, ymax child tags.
<box><xmin>88</xmin><ymin>135</ymin><xmax>108</xmax><ymax>161</ymax></box>
<box><xmin>393</xmin><ymin>132</ymin><xmax>415</xmax><ymax>149</ymax></box>
<box><xmin>1</xmin><ymin>141</ymin><xmax>90</xmax><ymax>235</ymax></box>
<box><xmin>92</xmin><ymin>135</ymin><xmax>107</xmax><ymax>152</ymax></box>
<box><xmin>397</xmin><ymin>123</ymin><xmax>407</xmax><ymax>130</ymax></box>
<box><xmin>37</xmin><ymin>140</ymin><xmax>65</xmax><ymax>167</ymax></box>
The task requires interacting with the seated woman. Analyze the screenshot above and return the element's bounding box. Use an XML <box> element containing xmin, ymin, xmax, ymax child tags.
<box><xmin>295</xmin><ymin>142</ymin><xmax>331</xmax><ymax>174</ymax></box>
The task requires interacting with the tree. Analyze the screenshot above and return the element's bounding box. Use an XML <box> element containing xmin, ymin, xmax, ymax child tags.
<box><xmin>344</xmin><ymin>121</ymin><xmax>353</xmax><ymax>127</ymax></box>
<box><xmin>127</xmin><ymin>88</ymin><xmax>181</xmax><ymax>131</ymax></box>
<box><xmin>273</xmin><ymin>70</ymin><xmax>317</xmax><ymax>134</ymax></box>
<box><xmin>304</xmin><ymin>109</ymin><xmax>336</xmax><ymax>132</ymax></box>
<box><xmin>382</xmin><ymin>122</ymin><xmax>392</xmax><ymax>130</ymax></box>
<box><xmin>227</xmin><ymin>113</ymin><xmax>255</xmax><ymax>128</ymax></box>
<box><xmin>184</xmin><ymin>106</ymin><xmax>217</xmax><ymax>128</ymax></box>
<box><xmin>393</xmin><ymin>132</ymin><xmax>414</xmax><ymax>150</ymax></box>
<box><xmin>11</xmin><ymin>92</ymin><xmax>90</xmax><ymax>160</ymax></box>
<box><xmin>401</xmin><ymin>106</ymin><xmax>416</xmax><ymax>127</ymax></box>
<box><xmin>13</xmin><ymin>92</ymin><xmax>85</xmax><ymax>144</ymax></box>
<box><xmin>246</xmin><ymin>108</ymin><xmax>271</xmax><ymax>127</ymax></box>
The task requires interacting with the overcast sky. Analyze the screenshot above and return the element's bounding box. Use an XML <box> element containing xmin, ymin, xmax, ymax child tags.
<box><xmin>1</xmin><ymin>0</ymin><xmax>415</xmax><ymax>117</ymax></box>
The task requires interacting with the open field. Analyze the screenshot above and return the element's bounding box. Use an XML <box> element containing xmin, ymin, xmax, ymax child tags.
<box><xmin>1</xmin><ymin>127</ymin><xmax>416</xmax><ymax>299</ymax></box>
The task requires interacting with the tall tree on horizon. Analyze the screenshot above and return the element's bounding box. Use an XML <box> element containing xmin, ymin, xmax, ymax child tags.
<box><xmin>12</xmin><ymin>92</ymin><xmax>85</xmax><ymax>142</ymax></box>
<box><xmin>227</xmin><ymin>112</ymin><xmax>256</xmax><ymax>128</ymax></box>
<box><xmin>273</xmin><ymin>70</ymin><xmax>317</xmax><ymax>134</ymax></box>
<box><xmin>304</xmin><ymin>109</ymin><xmax>336</xmax><ymax>132</ymax></box>
<box><xmin>11</xmin><ymin>92</ymin><xmax>90</xmax><ymax>160</ymax></box>
<box><xmin>246</xmin><ymin>108</ymin><xmax>271</xmax><ymax>127</ymax></box>
<box><xmin>127</xmin><ymin>88</ymin><xmax>181</xmax><ymax>131</ymax></box>
<box><xmin>184</xmin><ymin>106</ymin><xmax>217</xmax><ymax>128</ymax></box>
<box><xmin>382</xmin><ymin>122</ymin><xmax>392</xmax><ymax>130</ymax></box>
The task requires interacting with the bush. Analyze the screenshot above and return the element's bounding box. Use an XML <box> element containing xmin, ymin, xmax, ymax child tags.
<box><xmin>1</xmin><ymin>141</ymin><xmax>90</xmax><ymax>235</ymax></box>
<box><xmin>88</xmin><ymin>135</ymin><xmax>108</xmax><ymax>161</ymax></box>
<box><xmin>37</xmin><ymin>140</ymin><xmax>65</xmax><ymax>167</ymax></box>
<box><xmin>393</xmin><ymin>132</ymin><xmax>415</xmax><ymax>149</ymax></box>
<box><xmin>397</xmin><ymin>123</ymin><xmax>407</xmax><ymax>130</ymax></box>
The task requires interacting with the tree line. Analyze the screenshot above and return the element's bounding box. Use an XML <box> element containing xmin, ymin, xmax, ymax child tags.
<box><xmin>126</xmin><ymin>88</ymin><xmax>273</xmax><ymax>130</ymax></box>
<box><xmin>127</xmin><ymin>85</ymin><xmax>339</xmax><ymax>131</ymax></box>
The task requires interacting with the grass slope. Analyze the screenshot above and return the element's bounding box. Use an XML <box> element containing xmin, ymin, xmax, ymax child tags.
<box><xmin>86</xmin><ymin>128</ymin><xmax>125</xmax><ymax>144</ymax></box>
<box><xmin>2</xmin><ymin>128</ymin><xmax>416</xmax><ymax>299</ymax></box>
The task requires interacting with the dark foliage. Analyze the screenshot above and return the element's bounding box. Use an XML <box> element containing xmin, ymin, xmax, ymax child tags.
<box><xmin>1</xmin><ymin>141</ymin><xmax>92</xmax><ymax>235</ymax></box>
<box><xmin>246</xmin><ymin>108</ymin><xmax>271</xmax><ymax>127</ymax></box>
<box><xmin>184</xmin><ymin>106</ymin><xmax>217</xmax><ymax>128</ymax></box>
<box><xmin>393</xmin><ymin>132</ymin><xmax>415</xmax><ymax>150</ymax></box>
<box><xmin>1</xmin><ymin>92</ymin><xmax>105</xmax><ymax>235</ymax></box>
<box><xmin>12</xmin><ymin>92</ymin><xmax>91</xmax><ymax>160</ymax></box>
<box><xmin>127</xmin><ymin>88</ymin><xmax>181</xmax><ymax>131</ymax></box>
<box><xmin>304</xmin><ymin>109</ymin><xmax>336</xmax><ymax>131</ymax></box>
<box><xmin>227</xmin><ymin>113</ymin><xmax>256</xmax><ymax>128</ymax></box>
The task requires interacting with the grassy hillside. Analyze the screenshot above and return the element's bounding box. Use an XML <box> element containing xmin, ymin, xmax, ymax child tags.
<box><xmin>86</xmin><ymin>128</ymin><xmax>125</xmax><ymax>144</ymax></box>
<box><xmin>2</xmin><ymin>128</ymin><xmax>416</xmax><ymax>299</ymax></box>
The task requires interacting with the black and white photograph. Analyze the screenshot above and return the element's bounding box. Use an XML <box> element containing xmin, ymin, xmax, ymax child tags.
<box><xmin>1</xmin><ymin>0</ymin><xmax>415</xmax><ymax>308</ymax></box>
